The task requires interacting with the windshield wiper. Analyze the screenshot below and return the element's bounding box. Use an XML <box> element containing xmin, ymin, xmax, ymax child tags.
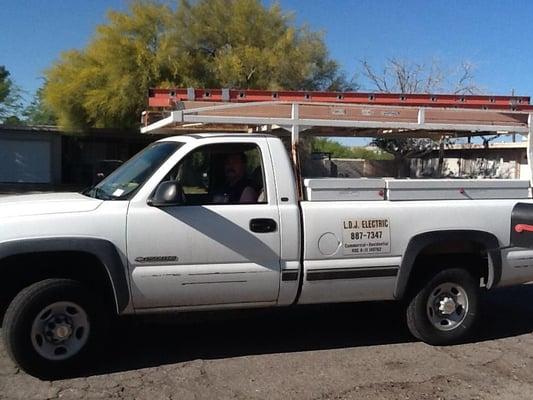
<box><xmin>82</xmin><ymin>186</ymin><xmax>112</xmax><ymax>200</ymax></box>
<box><xmin>95</xmin><ymin>187</ymin><xmax>113</xmax><ymax>200</ymax></box>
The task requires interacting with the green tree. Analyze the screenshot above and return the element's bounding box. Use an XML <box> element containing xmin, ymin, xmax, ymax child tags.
<box><xmin>171</xmin><ymin>0</ymin><xmax>351</xmax><ymax>90</ymax></box>
<box><xmin>0</xmin><ymin>66</ymin><xmax>10</xmax><ymax>104</ymax></box>
<box><xmin>311</xmin><ymin>138</ymin><xmax>392</xmax><ymax>160</ymax></box>
<box><xmin>0</xmin><ymin>65</ymin><xmax>23</xmax><ymax>124</ymax></box>
<box><xmin>23</xmin><ymin>86</ymin><xmax>57</xmax><ymax>125</ymax></box>
<box><xmin>45</xmin><ymin>1</ymin><xmax>176</xmax><ymax>129</ymax></box>
<box><xmin>44</xmin><ymin>0</ymin><xmax>351</xmax><ymax>130</ymax></box>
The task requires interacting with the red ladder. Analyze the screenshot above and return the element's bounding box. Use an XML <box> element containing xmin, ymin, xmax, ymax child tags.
<box><xmin>148</xmin><ymin>88</ymin><xmax>533</xmax><ymax>111</ymax></box>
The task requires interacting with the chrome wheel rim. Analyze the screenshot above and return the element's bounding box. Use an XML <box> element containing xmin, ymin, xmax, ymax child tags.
<box><xmin>30</xmin><ymin>301</ymin><xmax>90</xmax><ymax>361</ymax></box>
<box><xmin>426</xmin><ymin>282</ymin><xmax>469</xmax><ymax>331</ymax></box>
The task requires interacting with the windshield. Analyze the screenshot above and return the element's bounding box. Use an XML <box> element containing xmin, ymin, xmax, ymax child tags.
<box><xmin>85</xmin><ymin>141</ymin><xmax>182</xmax><ymax>200</ymax></box>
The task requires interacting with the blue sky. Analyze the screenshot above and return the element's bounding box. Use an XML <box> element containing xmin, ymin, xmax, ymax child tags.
<box><xmin>2</xmin><ymin>0</ymin><xmax>533</xmax><ymax>101</ymax></box>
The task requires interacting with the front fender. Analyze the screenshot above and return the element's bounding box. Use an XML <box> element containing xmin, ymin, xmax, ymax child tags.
<box><xmin>0</xmin><ymin>237</ymin><xmax>130</xmax><ymax>313</ymax></box>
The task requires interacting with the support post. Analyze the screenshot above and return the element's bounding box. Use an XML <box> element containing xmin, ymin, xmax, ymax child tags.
<box><xmin>187</xmin><ymin>87</ymin><xmax>195</xmax><ymax>101</ymax></box>
<box><xmin>418</xmin><ymin>108</ymin><xmax>426</xmax><ymax>125</ymax></box>
<box><xmin>527</xmin><ymin>113</ymin><xmax>533</xmax><ymax>186</ymax></box>
<box><xmin>291</xmin><ymin>103</ymin><xmax>304</xmax><ymax>200</ymax></box>
<box><xmin>221</xmin><ymin>88</ymin><xmax>230</xmax><ymax>102</ymax></box>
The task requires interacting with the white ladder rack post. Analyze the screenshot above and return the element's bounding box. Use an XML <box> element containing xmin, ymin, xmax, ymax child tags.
<box><xmin>527</xmin><ymin>113</ymin><xmax>533</xmax><ymax>187</ymax></box>
<box><xmin>290</xmin><ymin>103</ymin><xmax>303</xmax><ymax>198</ymax></box>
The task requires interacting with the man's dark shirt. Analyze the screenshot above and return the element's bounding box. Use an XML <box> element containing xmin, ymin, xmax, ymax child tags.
<box><xmin>213</xmin><ymin>177</ymin><xmax>255</xmax><ymax>203</ymax></box>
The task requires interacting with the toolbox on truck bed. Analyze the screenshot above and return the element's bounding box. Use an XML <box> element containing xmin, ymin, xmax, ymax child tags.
<box><xmin>304</xmin><ymin>178</ymin><xmax>386</xmax><ymax>201</ymax></box>
<box><xmin>304</xmin><ymin>178</ymin><xmax>530</xmax><ymax>201</ymax></box>
<box><xmin>385</xmin><ymin>179</ymin><xmax>530</xmax><ymax>201</ymax></box>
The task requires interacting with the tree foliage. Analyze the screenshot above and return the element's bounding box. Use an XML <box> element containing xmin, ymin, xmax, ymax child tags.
<box><xmin>311</xmin><ymin>138</ymin><xmax>392</xmax><ymax>160</ymax></box>
<box><xmin>0</xmin><ymin>65</ymin><xmax>23</xmax><ymax>124</ymax></box>
<box><xmin>23</xmin><ymin>86</ymin><xmax>57</xmax><ymax>125</ymax></box>
<box><xmin>43</xmin><ymin>0</ymin><xmax>350</xmax><ymax>130</ymax></box>
<box><xmin>44</xmin><ymin>1</ymin><xmax>175</xmax><ymax>129</ymax></box>
<box><xmin>0</xmin><ymin>66</ymin><xmax>10</xmax><ymax>105</ymax></box>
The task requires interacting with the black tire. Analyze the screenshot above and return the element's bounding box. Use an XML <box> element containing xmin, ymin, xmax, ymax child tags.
<box><xmin>2</xmin><ymin>279</ymin><xmax>105</xmax><ymax>378</ymax></box>
<box><xmin>406</xmin><ymin>268</ymin><xmax>479</xmax><ymax>345</ymax></box>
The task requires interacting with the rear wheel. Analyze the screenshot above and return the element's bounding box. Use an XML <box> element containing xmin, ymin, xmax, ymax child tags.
<box><xmin>2</xmin><ymin>279</ymin><xmax>105</xmax><ymax>378</ymax></box>
<box><xmin>406</xmin><ymin>268</ymin><xmax>479</xmax><ymax>345</ymax></box>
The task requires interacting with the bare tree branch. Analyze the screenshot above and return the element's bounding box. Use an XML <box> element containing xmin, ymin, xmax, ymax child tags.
<box><xmin>359</xmin><ymin>57</ymin><xmax>481</xmax><ymax>177</ymax></box>
<box><xmin>360</xmin><ymin>57</ymin><xmax>480</xmax><ymax>95</ymax></box>
<box><xmin>360</xmin><ymin>60</ymin><xmax>389</xmax><ymax>92</ymax></box>
<box><xmin>453</xmin><ymin>61</ymin><xmax>480</xmax><ymax>94</ymax></box>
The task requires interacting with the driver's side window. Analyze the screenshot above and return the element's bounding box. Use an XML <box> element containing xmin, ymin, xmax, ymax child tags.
<box><xmin>164</xmin><ymin>143</ymin><xmax>267</xmax><ymax>205</ymax></box>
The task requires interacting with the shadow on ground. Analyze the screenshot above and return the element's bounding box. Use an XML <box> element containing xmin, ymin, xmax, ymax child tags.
<box><xmin>61</xmin><ymin>283</ymin><xmax>533</xmax><ymax>379</ymax></box>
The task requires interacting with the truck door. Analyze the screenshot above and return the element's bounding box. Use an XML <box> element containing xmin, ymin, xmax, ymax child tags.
<box><xmin>127</xmin><ymin>139</ymin><xmax>281</xmax><ymax>309</ymax></box>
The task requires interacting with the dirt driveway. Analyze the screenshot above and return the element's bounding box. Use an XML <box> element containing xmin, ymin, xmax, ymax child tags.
<box><xmin>1</xmin><ymin>285</ymin><xmax>533</xmax><ymax>400</ymax></box>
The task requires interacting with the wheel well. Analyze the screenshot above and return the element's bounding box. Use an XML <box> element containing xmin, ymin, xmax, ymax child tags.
<box><xmin>406</xmin><ymin>239</ymin><xmax>489</xmax><ymax>295</ymax></box>
<box><xmin>0</xmin><ymin>251</ymin><xmax>116</xmax><ymax>319</ymax></box>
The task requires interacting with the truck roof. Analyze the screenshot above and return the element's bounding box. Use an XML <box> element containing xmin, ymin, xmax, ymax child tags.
<box><xmin>158</xmin><ymin>132</ymin><xmax>275</xmax><ymax>143</ymax></box>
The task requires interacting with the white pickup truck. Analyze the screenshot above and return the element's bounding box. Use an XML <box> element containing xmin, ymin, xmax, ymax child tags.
<box><xmin>3</xmin><ymin>132</ymin><xmax>533</xmax><ymax>377</ymax></box>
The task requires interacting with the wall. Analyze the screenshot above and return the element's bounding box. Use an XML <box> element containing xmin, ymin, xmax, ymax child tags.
<box><xmin>0</xmin><ymin>129</ymin><xmax>61</xmax><ymax>184</ymax></box>
<box><xmin>0</xmin><ymin>125</ymin><xmax>155</xmax><ymax>189</ymax></box>
<box><xmin>412</xmin><ymin>146</ymin><xmax>528</xmax><ymax>179</ymax></box>
<box><xmin>304</xmin><ymin>147</ymin><xmax>529</xmax><ymax>180</ymax></box>
<box><xmin>61</xmin><ymin>133</ymin><xmax>153</xmax><ymax>185</ymax></box>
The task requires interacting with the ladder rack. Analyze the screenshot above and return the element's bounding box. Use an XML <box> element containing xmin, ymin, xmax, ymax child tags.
<box><xmin>142</xmin><ymin>93</ymin><xmax>533</xmax><ymax>136</ymax></box>
<box><xmin>142</xmin><ymin>88</ymin><xmax>533</xmax><ymax>137</ymax></box>
<box><xmin>141</xmin><ymin>87</ymin><xmax>533</xmax><ymax>189</ymax></box>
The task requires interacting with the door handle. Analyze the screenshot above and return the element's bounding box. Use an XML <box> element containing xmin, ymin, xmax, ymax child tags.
<box><xmin>250</xmin><ymin>218</ymin><xmax>277</xmax><ymax>233</ymax></box>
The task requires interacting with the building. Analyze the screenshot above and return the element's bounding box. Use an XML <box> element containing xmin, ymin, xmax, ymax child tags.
<box><xmin>305</xmin><ymin>141</ymin><xmax>529</xmax><ymax>180</ymax></box>
<box><xmin>0</xmin><ymin>125</ymin><xmax>154</xmax><ymax>191</ymax></box>
<box><xmin>413</xmin><ymin>141</ymin><xmax>529</xmax><ymax>180</ymax></box>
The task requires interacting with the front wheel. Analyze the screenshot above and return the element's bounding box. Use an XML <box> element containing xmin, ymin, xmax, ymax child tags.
<box><xmin>2</xmin><ymin>279</ymin><xmax>105</xmax><ymax>378</ymax></box>
<box><xmin>406</xmin><ymin>268</ymin><xmax>479</xmax><ymax>345</ymax></box>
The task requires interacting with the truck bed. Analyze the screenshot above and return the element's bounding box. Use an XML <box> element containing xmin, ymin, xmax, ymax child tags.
<box><xmin>304</xmin><ymin>178</ymin><xmax>531</xmax><ymax>201</ymax></box>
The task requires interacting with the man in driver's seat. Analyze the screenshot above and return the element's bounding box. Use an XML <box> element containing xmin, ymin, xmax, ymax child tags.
<box><xmin>212</xmin><ymin>153</ymin><xmax>258</xmax><ymax>204</ymax></box>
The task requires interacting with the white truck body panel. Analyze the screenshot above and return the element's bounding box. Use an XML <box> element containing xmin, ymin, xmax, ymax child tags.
<box><xmin>502</xmin><ymin>248</ymin><xmax>533</xmax><ymax>285</ymax></box>
<box><xmin>0</xmin><ymin>195</ymin><xmax>126</xmax><ymax>245</ymax></box>
<box><xmin>0</xmin><ymin>192</ymin><xmax>103</xmax><ymax>218</ymax></box>
<box><xmin>2</xmin><ymin>134</ymin><xmax>533</xmax><ymax>316</ymax></box>
<box><xmin>299</xmin><ymin>199</ymin><xmax>532</xmax><ymax>304</ymax></box>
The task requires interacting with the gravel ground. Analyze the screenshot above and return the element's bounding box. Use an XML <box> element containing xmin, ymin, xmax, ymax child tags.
<box><xmin>2</xmin><ymin>285</ymin><xmax>533</xmax><ymax>399</ymax></box>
